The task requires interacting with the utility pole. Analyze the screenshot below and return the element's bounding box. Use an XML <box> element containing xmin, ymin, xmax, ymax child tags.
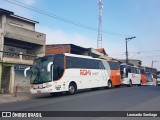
<box><xmin>97</xmin><ymin>0</ymin><xmax>103</xmax><ymax>48</ymax></box>
<box><xmin>125</xmin><ymin>36</ymin><xmax>136</xmax><ymax>64</ymax></box>
<box><xmin>151</xmin><ymin>60</ymin><xmax>158</xmax><ymax>68</ymax></box>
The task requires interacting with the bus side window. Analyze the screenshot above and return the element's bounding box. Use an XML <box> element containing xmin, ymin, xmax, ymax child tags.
<box><xmin>138</xmin><ymin>69</ymin><xmax>140</xmax><ymax>74</ymax></box>
<box><xmin>125</xmin><ymin>67</ymin><xmax>128</xmax><ymax>77</ymax></box>
<box><xmin>135</xmin><ymin>68</ymin><xmax>137</xmax><ymax>74</ymax></box>
<box><xmin>53</xmin><ymin>65</ymin><xmax>64</xmax><ymax>80</ymax></box>
<box><xmin>53</xmin><ymin>66</ymin><xmax>59</xmax><ymax>80</ymax></box>
<box><xmin>133</xmin><ymin>67</ymin><xmax>136</xmax><ymax>74</ymax></box>
<box><xmin>53</xmin><ymin>55</ymin><xmax>65</xmax><ymax>81</ymax></box>
<box><xmin>128</xmin><ymin>67</ymin><xmax>131</xmax><ymax>73</ymax></box>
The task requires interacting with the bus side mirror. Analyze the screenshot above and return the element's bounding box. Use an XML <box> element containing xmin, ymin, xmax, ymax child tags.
<box><xmin>47</xmin><ymin>62</ymin><xmax>53</xmax><ymax>72</ymax></box>
<box><xmin>123</xmin><ymin>68</ymin><xmax>126</xmax><ymax>78</ymax></box>
<box><xmin>24</xmin><ymin>67</ymin><xmax>31</xmax><ymax>77</ymax></box>
<box><xmin>151</xmin><ymin>75</ymin><xmax>154</xmax><ymax>79</ymax></box>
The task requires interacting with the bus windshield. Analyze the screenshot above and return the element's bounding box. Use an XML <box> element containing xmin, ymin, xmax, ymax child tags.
<box><xmin>120</xmin><ymin>65</ymin><xmax>127</xmax><ymax>78</ymax></box>
<box><xmin>157</xmin><ymin>76</ymin><xmax>160</xmax><ymax>82</ymax></box>
<box><xmin>108</xmin><ymin>61</ymin><xmax>119</xmax><ymax>70</ymax></box>
<box><xmin>30</xmin><ymin>56</ymin><xmax>53</xmax><ymax>84</ymax></box>
<box><xmin>146</xmin><ymin>73</ymin><xmax>153</xmax><ymax>82</ymax></box>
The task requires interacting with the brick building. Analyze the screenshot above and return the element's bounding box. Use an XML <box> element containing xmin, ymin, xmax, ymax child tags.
<box><xmin>46</xmin><ymin>44</ymin><xmax>112</xmax><ymax>60</ymax></box>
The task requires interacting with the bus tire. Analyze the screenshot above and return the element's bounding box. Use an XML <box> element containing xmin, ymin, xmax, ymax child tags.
<box><xmin>115</xmin><ymin>85</ymin><xmax>120</xmax><ymax>88</ymax></box>
<box><xmin>92</xmin><ymin>87</ymin><xmax>99</xmax><ymax>90</ymax></box>
<box><xmin>50</xmin><ymin>93</ymin><xmax>55</xmax><ymax>96</ymax></box>
<box><xmin>68</xmin><ymin>83</ymin><xmax>77</xmax><ymax>95</ymax></box>
<box><xmin>108</xmin><ymin>80</ymin><xmax>112</xmax><ymax>89</ymax></box>
<box><xmin>127</xmin><ymin>80</ymin><xmax>132</xmax><ymax>87</ymax></box>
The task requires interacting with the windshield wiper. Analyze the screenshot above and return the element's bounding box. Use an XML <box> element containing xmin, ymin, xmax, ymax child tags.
<box><xmin>32</xmin><ymin>66</ymin><xmax>40</xmax><ymax>84</ymax></box>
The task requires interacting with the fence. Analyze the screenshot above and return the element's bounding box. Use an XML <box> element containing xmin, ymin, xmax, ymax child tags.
<box><xmin>1</xmin><ymin>51</ymin><xmax>37</xmax><ymax>60</ymax></box>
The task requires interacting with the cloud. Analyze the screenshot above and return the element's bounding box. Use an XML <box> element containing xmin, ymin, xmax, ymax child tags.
<box><xmin>37</xmin><ymin>26</ymin><xmax>96</xmax><ymax>48</ymax></box>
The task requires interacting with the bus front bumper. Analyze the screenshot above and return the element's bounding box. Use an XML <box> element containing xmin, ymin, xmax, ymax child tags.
<box><xmin>30</xmin><ymin>88</ymin><xmax>54</xmax><ymax>94</ymax></box>
<box><xmin>121</xmin><ymin>79</ymin><xmax>129</xmax><ymax>85</ymax></box>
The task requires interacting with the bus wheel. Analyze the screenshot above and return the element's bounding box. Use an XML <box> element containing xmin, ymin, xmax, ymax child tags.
<box><xmin>68</xmin><ymin>83</ymin><xmax>77</xmax><ymax>95</ymax></box>
<box><xmin>115</xmin><ymin>85</ymin><xmax>120</xmax><ymax>88</ymax></box>
<box><xmin>50</xmin><ymin>93</ymin><xmax>55</xmax><ymax>96</ymax></box>
<box><xmin>127</xmin><ymin>80</ymin><xmax>132</xmax><ymax>87</ymax></box>
<box><xmin>108</xmin><ymin>80</ymin><xmax>112</xmax><ymax>89</ymax></box>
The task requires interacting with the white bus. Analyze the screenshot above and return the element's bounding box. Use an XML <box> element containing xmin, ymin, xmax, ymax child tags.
<box><xmin>120</xmin><ymin>64</ymin><xmax>141</xmax><ymax>87</ymax></box>
<box><xmin>145</xmin><ymin>72</ymin><xmax>157</xmax><ymax>86</ymax></box>
<box><xmin>24</xmin><ymin>53</ymin><xmax>111</xmax><ymax>95</ymax></box>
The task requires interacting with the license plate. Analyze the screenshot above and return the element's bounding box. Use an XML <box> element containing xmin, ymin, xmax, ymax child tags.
<box><xmin>37</xmin><ymin>90</ymin><xmax>41</xmax><ymax>93</ymax></box>
<box><xmin>34</xmin><ymin>84</ymin><xmax>43</xmax><ymax>89</ymax></box>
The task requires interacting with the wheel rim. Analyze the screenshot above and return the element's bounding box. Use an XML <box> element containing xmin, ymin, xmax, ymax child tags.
<box><xmin>130</xmin><ymin>81</ymin><xmax>132</xmax><ymax>86</ymax></box>
<box><xmin>69</xmin><ymin>86</ymin><xmax>75</xmax><ymax>94</ymax></box>
<box><xmin>108</xmin><ymin>82</ymin><xmax>112</xmax><ymax>88</ymax></box>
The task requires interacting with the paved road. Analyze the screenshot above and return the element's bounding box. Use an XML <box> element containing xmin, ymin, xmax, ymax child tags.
<box><xmin>0</xmin><ymin>86</ymin><xmax>160</xmax><ymax>112</ymax></box>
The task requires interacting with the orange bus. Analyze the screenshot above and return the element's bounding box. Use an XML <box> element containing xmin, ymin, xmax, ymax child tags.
<box><xmin>140</xmin><ymin>67</ymin><xmax>147</xmax><ymax>85</ymax></box>
<box><xmin>107</xmin><ymin>60</ymin><xmax>121</xmax><ymax>88</ymax></box>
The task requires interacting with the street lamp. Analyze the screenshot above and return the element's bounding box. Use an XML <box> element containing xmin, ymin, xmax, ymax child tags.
<box><xmin>125</xmin><ymin>36</ymin><xmax>136</xmax><ymax>64</ymax></box>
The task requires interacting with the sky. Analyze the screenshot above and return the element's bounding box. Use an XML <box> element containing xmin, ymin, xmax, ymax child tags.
<box><xmin>0</xmin><ymin>0</ymin><xmax>160</xmax><ymax>70</ymax></box>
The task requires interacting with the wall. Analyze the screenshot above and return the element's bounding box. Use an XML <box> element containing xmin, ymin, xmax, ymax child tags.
<box><xmin>6</xmin><ymin>16</ymin><xmax>35</xmax><ymax>31</ymax></box>
<box><xmin>32</xmin><ymin>45</ymin><xmax>45</xmax><ymax>55</ymax></box>
<box><xmin>46</xmin><ymin>45</ymin><xmax>70</xmax><ymax>55</ymax></box>
<box><xmin>0</xmin><ymin>15</ymin><xmax>6</xmax><ymax>61</ymax></box>
<box><xmin>4</xmin><ymin>24</ymin><xmax>45</xmax><ymax>45</ymax></box>
<box><xmin>0</xmin><ymin>16</ymin><xmax>2</xmax><ymax>28</ymax></box>
<box><xmin>14</xmin><ymin>65</ymin><xmax>30</xmax><ymax>92</ymax></box>
<box><xmin>0</xmin><ymin>64</ymin><xmax>1</xmax><ymax>91</ymax></box>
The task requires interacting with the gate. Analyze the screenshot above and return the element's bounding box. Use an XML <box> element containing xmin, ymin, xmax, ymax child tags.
<box><xmin>1</xmin><ymin>65</ymin><xmax>11</xmax><ymax>93</ymax></box>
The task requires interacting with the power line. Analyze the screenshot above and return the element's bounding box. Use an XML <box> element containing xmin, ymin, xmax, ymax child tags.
<box><xmin>129</xmin><ymin>52</ymin><xmax>141</xmax><ymax>59</ymax></box>
<box><xmin>138</xmin><ymin>54</ymin><xmax>160</xmax><ymax>59</ymax></box>
<box><xmin>136</xmin><ymin>38</ymin><xmax>146</xmax><ymax>51</ymax></box>
<box><xmin>132</xmin><ymin>39</ymin><xmax>142</xmax><ymax>51</ymax></box>
<box><xmin>108</xmin><ymin>50</ymin><xmax>160</xmax><ymax>55</ymax></box>
<box><xmin>136</xmin><ymin>50</ymin><xmax>160</xmax><ymax>53</ymax></box>
<box><xmin>2</xmin><ymin>0</ymin><xmax>131</xmax><ymax>37</ymax></box>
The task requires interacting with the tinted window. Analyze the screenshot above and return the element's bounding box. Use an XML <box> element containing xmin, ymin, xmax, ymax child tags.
<box><xmin>127</xmin><ymin>66</ymin><xmax>131</xmax><ymax>73</ymax></box>
<box><xmin>137</xmin><ymin>68</ymin><xmax>140</xmax><ymax>74</ymax></box>
<box><xmin>66</xmin><ymin>56</ymin><xmax>104</xmax><ymax>69</ymax></box>
<box><xmin>53</xmin><ymin>54</ymin><xmax>64</xmax><ymax>81</ymax></box>
<box><xmin>131</xmin><ymin>67</ymin><xmax>138</xmax><ymax>74</ymax></box>
<box><xmin>120</xmin><ymin>65</ymin><xmax>124</xmax><ymax>71</ymax></box>
<box><xmin>140</xmin><ymin>69</ymin><xmax>145</xmax><ymax>75</ymax></box>
<box><xmin>133</xmin><ymin>67</ymin><xmax>137</xmax><ymax>74</ymax></box>
<box><xmin>146</xmin><ymin>73</ymin><xmax>153</xmax><ymax>82</ymax></box>
<box><xmin>31</xmin><ymin>56</ymin><xmax>54</xmax><ymax>84</ymax></box>
<box><xmin>108</xmin><ymin>61</ymin><xmax>119</xmax><ymax>70</ymax></box>
<box><xmin>120</xmin><ymin>65</ymin><xmax>129</xmax><ymax>78</ymax></box>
